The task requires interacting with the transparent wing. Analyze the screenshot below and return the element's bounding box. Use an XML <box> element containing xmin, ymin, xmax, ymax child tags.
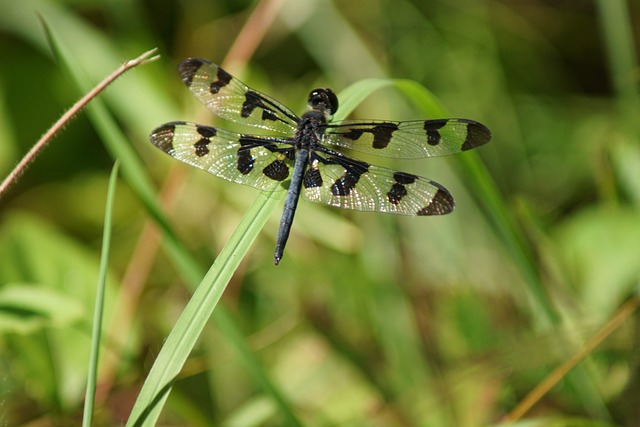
<box><xmin>150</xmin><ymin>121</ymin><xmax>294</xmax><ymax>192</ymax></box>
<box><xmin>323</xmin><ymin>118</ymin><xmax>491</xmax><ymax>158</ymax></box>
<box><xmin>301</xmin><ymin>150</ymin><xmax>454</xmax><ymax>215</ymax></box>
<box><xmin>178</xmin><ymin>58</ymin><xmax>300</xmax><ymax>134</ymax></box>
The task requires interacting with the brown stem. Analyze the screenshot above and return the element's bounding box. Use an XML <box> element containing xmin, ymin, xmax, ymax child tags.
<box><xmin>0</xmin><ymin>48</ymin><xmax>160</xmax><ymax>200</ymax></box>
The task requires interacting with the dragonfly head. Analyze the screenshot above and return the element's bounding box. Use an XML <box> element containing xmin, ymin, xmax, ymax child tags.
<box><xmin>307</xmin><ymin>88</ymin><xmax>339</xmax><ymax>117</ymax></box>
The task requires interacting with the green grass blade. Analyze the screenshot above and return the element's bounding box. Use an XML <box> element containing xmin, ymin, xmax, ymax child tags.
<box><xmin>595</xmin><ymin>0</ymin><xmax>640</xmax><ymax>206</ymax></box>
<box><xmin>41</xmin><ymin>20</ymin><xmax>302</xmax><ymax>426</ymax></box>
<box><xmin>82</xmin><ymin>161</ymin><xmax>119</xmax><ymax>427</ymax></box>
<box><xmin>126</xmin><ymin>191</ymin><xmax>291</xmax><ymax>427</ymax></box>
<box><xmin>338</xmin><ymin>77</ymin><xmax>558</xmax><ymax>323</ymax></box>
<box><xmin>594</xmin><ymin>0</ymin><xmax>640</xmax><ymax>135</ymax></box>
<box><xmin>334</xmin><ymin>78</ymin><xmax>394</xmax><ymax>119</ymax></box>
<box><xmin>337</xmin><ymin>78</ymin><xmax>447</xmax><ymax>119</ymax></box>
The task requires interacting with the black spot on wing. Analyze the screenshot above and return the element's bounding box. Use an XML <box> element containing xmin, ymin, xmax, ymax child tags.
<box><xmin>386</xmin><ymin>172</ymin><xmax>418</xmax><ymax>205</ymax></box>
<box><xmin>237</xmin><ymin>137</ymin><xmax>260</xmax><ymax>174</ymax></box>
<box><xmin>262</xmin><ymin>108</ymin><xmax>278</xmax><ymax>121</ymax></box>
<box><xmin>424</xmin><ymin>120</ymin><xmax>447</xmax><ymax>146</ymax></box>
<box><xmin>303</xmin><ymin>168</ymin><xmax>323</xmax><ymax>189</ymax></box>
<box><xmin>370</xmin><ymin>123</ymin><xmax>398</xmax><ymax>149</ymax></box>
<box><xmin>196</xmin><ymin>125</ymin><xmax>216</xmax><ymax>138</ymax></box>
<box><xmin>192</xmin><ymin>125</ymin><xmax>217</xmax><ymax>157</ymax></box>
<box><xmin>239</xmin><ymin>91</ymin><xmax>280</xmax><ymax>122</ymax></box>
<box><xmin>210</xmin><ymin>67</ymin><xmax>232</xmax><ymax>94</ymax></box>
<box><xmin>236</xmin><ymin>136</ymin><xmax>293</xmax><ymax>177</ymax></box>
<box><xmin>334</xmin><ymin>124</ymin><xmax>398</xmax><ymax>149</ymax></box>
<box><xmin>237</xmin><ymin>148</ymin><xmax>254</xmax><ymax>174</ymax></box>
<box><xmin>417</xmin><ymin>188</ymin><xmax>455</xmax><ymax>215</ymax></box>
<box><xmin>393</xmin><ymin>171</ymin><xmax>417</xmax><ymax>185</ymax></box>
<box><xmin>461</xmin><ymin>120</ymin><xmax>492</xmax><ymax>151</ymax></box>
<box><xmin>241</xmin><ymin>92</ymin><xmax>257</xmax><ymax>118</ymax></box>
<box><xmin>263</xmin><ymin>160</ymin><xmax>289</xmax><ymax>181</ymax></box>
<box><xmin>178</xmin><ymin>58</ymin><xmax>208</xmax><ymax>87</ymax></box>
<box><xmin>150</xmin><ymin>121</ymin><xmax>187</xmax><ymax>152</ymax></box>
<box><xmin>387</xmin><ymin>184</ymin><xmax>408</xmax><ymax>205</ymax></box>
<box><xmin>332</xmin><ymin>175</ymin><xmax>358</xmax><ymax>196</ymax></box>
<box><xmin>242</xmin><ymin>91</ymin><xmax>264</xmax><ymax>118</ymax></box>
<box><xmin>339</xmin><ymin>128</ymin><xmax>364</xmax><ymax>141</ymax></box>
<box><xmin>194</xmin><ymin>139</ymin><xmax>210</xmax><ymax>157</ymax></box>
<box><xmin>328</xmin><ymin>157</ymin><xmax>370</xmax><ymax>196</ymax></box>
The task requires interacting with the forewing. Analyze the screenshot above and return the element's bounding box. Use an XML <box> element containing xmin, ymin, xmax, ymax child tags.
<box><xmin>323</xmin><ymin>118</ymin><xmax>491</xmax><ymax>158</ymax></box>
<box><xmin>302</xmin><ymin>151</ymin><xmax>454</xmax><ymax>215</ymax></box>
<box><xmin>149</xmin><ymin>121</ymin><xmax>294</xmax><ymax>192</ymax></box>
<box><xmin>178</xmin><ymin>58</ymin><xmax>299</xmax><ymax>134</ymax></box>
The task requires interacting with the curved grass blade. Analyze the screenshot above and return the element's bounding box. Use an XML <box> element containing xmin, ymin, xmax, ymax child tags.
<box><xmin>126</xmin><ymin>191</ymin><xmax>289</xmax><ymax>427</ymax></box>
<box><xmin>337</xmin><ymin>77</ymin><xmax>557</xmax><ymax>323</ymax></box>
<box><xmin>82</xmin><ymin>161</ymin><xmax>119</xmax><ymax>427</ymax></box>
<box><xmin>347</xmin><ymin>79</ymin><xmax>613</xmax><ymax>419</ymax></box>
<box><xmin>41</xmin><ymin>18</ymin><xmax>302</xmax><ymax>427</ymax></box>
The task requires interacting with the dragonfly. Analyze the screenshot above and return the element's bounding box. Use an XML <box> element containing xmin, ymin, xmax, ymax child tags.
<box><xmin>150</xmin><ymin>58</ymin><xmax>491</xmax><ymax>265</ymax></box>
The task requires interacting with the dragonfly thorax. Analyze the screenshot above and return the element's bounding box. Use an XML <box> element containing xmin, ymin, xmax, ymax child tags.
<box><xmin>296</xmin><ymin>111</ymin><xmax>327</xmax><ymax>150</ymax></box>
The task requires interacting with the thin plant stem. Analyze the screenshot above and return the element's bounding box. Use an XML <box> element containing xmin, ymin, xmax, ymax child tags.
<box><xmin>503</xmin><ymin>296</ymin><xmax>640</xmax><ymax>423</ymax></box>
<box><xmin>0</xmin><ymin>48</ymin><xmax>159</xmax><ymax>200</ymax></box>
<box><xmin>96</xmin><ymin>168</ymin><xmax>187</xmax><ymax>404</ymax></box>
<box><xmin>223</xmin><ymin>0</ymin><xmax>287</xmax><ymax>70</ymax></box>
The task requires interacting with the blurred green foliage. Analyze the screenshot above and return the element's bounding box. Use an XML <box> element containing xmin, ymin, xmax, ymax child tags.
<box><xmin>1</xmin><ymin>0</ymin><xmax>639</xmax><ymax>426</ymax></box>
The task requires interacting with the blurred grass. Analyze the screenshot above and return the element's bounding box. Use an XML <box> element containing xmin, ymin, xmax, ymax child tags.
<box><xmin>83</xmin><ymin>161</ymin><xmax>119</xmax><ymax>427</ymax></box>
<box><xmin>1</xmin><ymin>0</ymin><xmax>639</xmax><ymax>426</ymax></box>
